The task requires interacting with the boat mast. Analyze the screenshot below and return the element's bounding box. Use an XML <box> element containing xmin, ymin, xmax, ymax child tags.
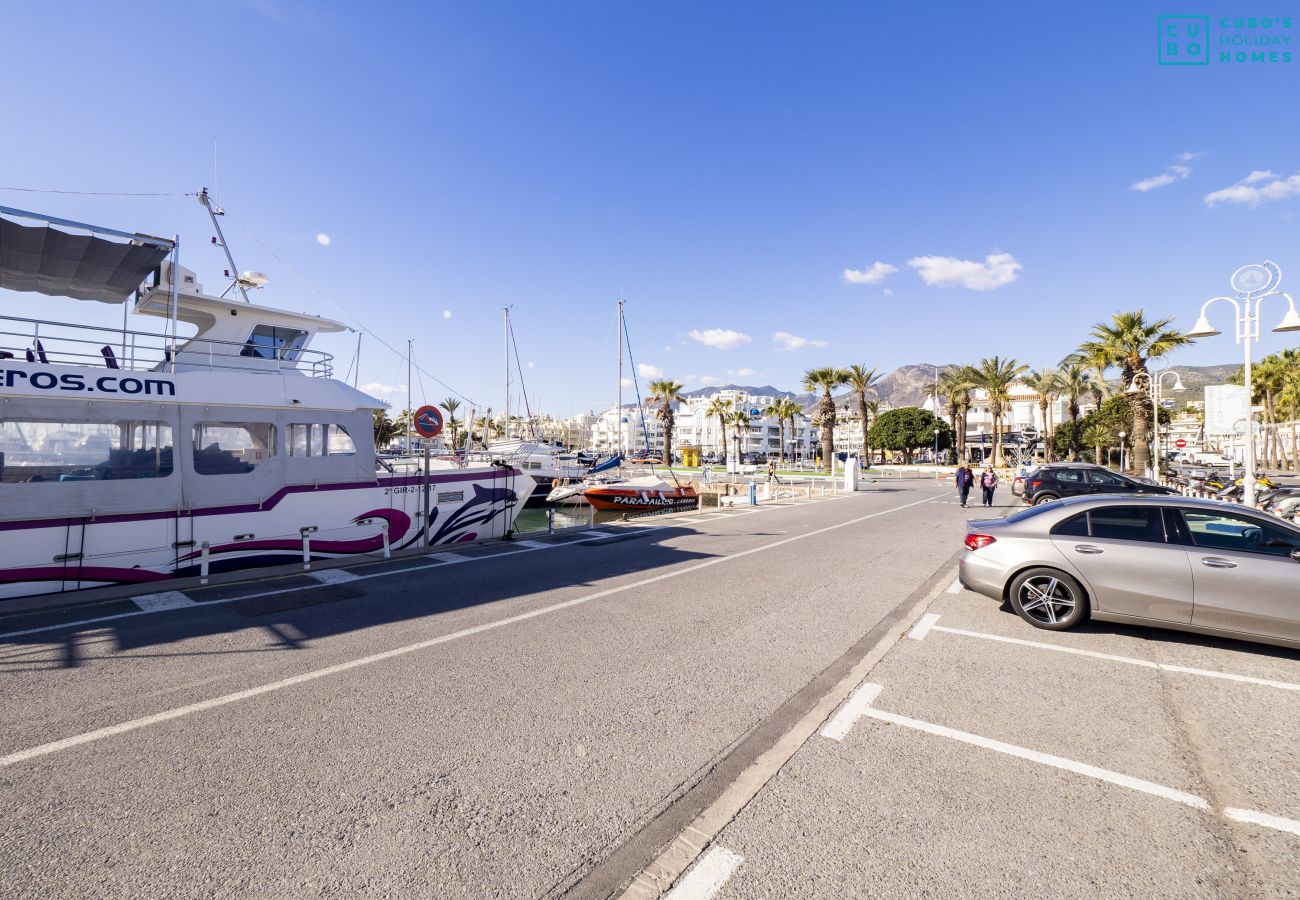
<box><xmin>406</xmin><ymin>338</ymin><xmax>413</xmax><ymax>453</ymax></box>
<box><xmin>617</xmin><ymin>299</ymin><xmax>624</xmax><ymax>458</ymax></box>
<box><xmin>503</xmin><ymin>306</ymin><xmax>511</xmax><ymax>443</ymax></box>
<box><xmin>198</xmin><ymin>188</ymin><xmax>250</xmax><ymax>304</ymax></box>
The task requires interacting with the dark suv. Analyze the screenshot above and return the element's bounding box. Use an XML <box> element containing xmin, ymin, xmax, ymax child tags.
<box><xmin>1017</xmin><ymin>463</ymin><xmax>1178</xmax><ymax>505</ymax></box>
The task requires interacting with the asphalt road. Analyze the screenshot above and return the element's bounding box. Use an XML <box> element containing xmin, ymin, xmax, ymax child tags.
<box><xmin>695</xmin><ymin>553</ymin><xmax>1300</xmax><ymax>898</ymax></box>
<box><xmin>0</xmin><ymin>483</ymin><xmax>966</xmax><ymax>898</ymax></box>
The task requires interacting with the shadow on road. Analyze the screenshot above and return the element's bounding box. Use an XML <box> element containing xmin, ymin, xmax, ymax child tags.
<box><xmin>0</xmin><ymin>526</ymin><xmax>711</xmax><ymax>671</ymax></box>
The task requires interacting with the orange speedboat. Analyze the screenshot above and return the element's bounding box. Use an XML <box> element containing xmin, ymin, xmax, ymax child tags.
<box><xmin>582</xmin><ymin>476</ymin><xmax>698</xmax><ymax>512</ymax></box>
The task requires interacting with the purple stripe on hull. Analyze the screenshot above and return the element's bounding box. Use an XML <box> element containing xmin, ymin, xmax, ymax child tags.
<box><xmin>0</xmin><ymin>469</ymin><xmax>526</xmax><ymax>532</ymax></box>
<box><xmin>0</xmin><ymin>566</ymin><xmax>171</xmax><ymax>586</ymax></box>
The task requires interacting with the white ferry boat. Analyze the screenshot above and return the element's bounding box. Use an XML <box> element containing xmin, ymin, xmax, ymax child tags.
<box><xmin>0</xmin><ymin>203</ymin><xmax>533</xmax><ymax>600</ymax></box>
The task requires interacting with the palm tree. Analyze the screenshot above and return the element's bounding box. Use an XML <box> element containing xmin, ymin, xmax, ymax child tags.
<box><xmin>764</xmin><ymin>399</ymin><xmax>800</xmax><ymax>464</ymax></box>
<box><xmin>372</xmin><ymin>408</ymin><xmax>400</xmax><ymax>448</ymax></box>
<box><xmin>937</xmin><ymin>369</ymin><xmax>973</xmax><ymax>461</ymax></box>
<box><xmin>1055</xmin><ymin>361</ymin><xmax>1098</xmax><ymax>462</ymax></box>
<box><xmin>728</xmin><ymin>406</ymin><xmax>752</xmax><ymax>462</ymax></box>
<box><xmin>846</xmin><ymin>364</ymin><xmax>881</xmax><ymax>464</ymax></box>
<box><xmin>648</xmin><ymin>380</ymin><xmax>684</xmax><ymax>465</ymax></box>
<box><xmin>1021</xmin><ymin>368</ymin><xmax>1062</xmax><ymax>463</ymax></box>
<box><xmin>1076</xmin><ymin>311</ymin><xmax>1190</xmax><ymax>474</ymax></box>
<box><xmin>802</xmin><ymin>367</ymin><xmax>850</xmax><ymax>472</ymax></box>
<box><xmin>1276</xmin><ymin>350</ymin><xmax>1300</xmax><ymax>471</ymax></box>
<box><xmin>864</xmin><ymin>399</ymin><xmax>881</xmax><ymax>464</ymax></box>
<box><xmin>966</xmin><ymin>357</ymin><xmax>1027</xmax><ymax>466</ymax></box>
<box><xmin>705</xmin><ymin>397</ymin><xmax>731</xmax><ymax>458</ymax></box>
<box><xmin>1083</xmin><ymin>422</ymin><xmax>1109</xmax><ymax>466</ymax></box>
<box><xmin>439</xmin><ymin>397</ymin><xmax>462</xmax><ymax>450</ymax></box>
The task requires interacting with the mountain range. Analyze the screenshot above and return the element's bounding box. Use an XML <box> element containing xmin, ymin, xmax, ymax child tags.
<box><xmin>674</xmin><ymin>362</ymin><xmax>1241</xmax><ymax>412</ymax></box>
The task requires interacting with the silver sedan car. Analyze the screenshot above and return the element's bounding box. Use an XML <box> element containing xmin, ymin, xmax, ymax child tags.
<box><xmin>960</xmin><ymin>495</ymin><xmax>1300</xmax><ymax>650</ymax></box>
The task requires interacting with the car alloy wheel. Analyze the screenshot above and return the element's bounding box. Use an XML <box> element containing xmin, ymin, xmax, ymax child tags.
<box><xmin>1032</xmin><ymin>493</ymin><xmax>1059</xmax><ymax>506</ymax></box>
<box><xmin>1009</xmin><ymin>568</ymin><xmax>1087</xmax><ymax>630</ymax></box>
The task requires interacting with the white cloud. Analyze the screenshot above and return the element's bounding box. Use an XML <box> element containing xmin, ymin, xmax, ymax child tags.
<box><xmin>361</xmin><ymin>382</ymin><xmax>407</xmax><ymax>397</ymax></box>
<box><xmin>527</xmin><ymin>361</ymin><xmax>535</xmax><ymax>369</ymax></box>
<box><xmin>316</xmin><ymin>233</ymin><xmax>331</xmax><ymax>246</ymax></box>
<box><xmin>732</xmin><ymin>367</ymin><xmax>760</xmax><ymax>378</ymax></box>
<box><xmin>1177</xmin><ymin>151</ymin><xmax>1204</xmax><ymax>163</ymax></box>
<box><xmin>773</xmin><ymin>331</ymin><xmax>828</xmax><ymax>352</ymax></box>
<box><xmin>686</xmin><ymin>328</ymin><xmax>751</xmax><ymax>349</ymax></box>
<box><xmin>620</xmin><ymin>377</ymin><xmax>634</xmax><ymax>387</ymax></box>
<box><xmin>1131</xmin><ymin>164</ymin><xmax>1192</xmax><ymax>192</ymax></box>
<box><xmin>698</xmin><ymin>375</ymin><xmax>725</xmax><ymax>388</ymax></box>
<box><xmin>442</xmin><ymin>309</ymin><xmax>452</xmax><ymax>319</ymax></box>
<box><xmin>637</xmin><ymin>362</ymin><xmax>664</xmax><ymax>379</ymax></box>
<box><xmin>842</xmin><ymin>261</ymin><xmax>898</xmax><ymax>285</ymax></box>
<box><xmin>663</xmin><ymin>345</ymin><xmax>673</xmax><ymax>353</ymax></box>
<box><xmin>907</xmin><ymin>252</ymin><xmax>1021</xmax><ymax>291</ymax></box>
<box><xmin>1205</xmin><ymin>170</ymin><xmax>1300</xmax><ymax>207</ymax></box>
<box><xmin>883</xmin><ymin>288</ymin><xmax>894</xmax><ymax>297</ymax></box>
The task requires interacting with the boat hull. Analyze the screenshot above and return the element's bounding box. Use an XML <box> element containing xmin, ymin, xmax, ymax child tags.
<box><xmin>582</xmin><ymin>485</ymin><xmax>698</xmax><ymax>513</ymax></box>
<box><xmin>0</xmin><ymin>470</ymin><xmax>534</xmax><ymax>602</ymax></box>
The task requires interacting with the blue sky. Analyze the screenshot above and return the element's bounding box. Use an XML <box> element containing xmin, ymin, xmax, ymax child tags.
<box><xmin>2</xmin><ymin>1</ymin><xmax>1298</xmax><ymax>415</ymax></box>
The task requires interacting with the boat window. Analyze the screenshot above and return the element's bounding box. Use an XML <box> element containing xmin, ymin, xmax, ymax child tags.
<box><xmin>240</xmin><ymin>324</ymin><xmax>309</xmax><ymax>361</ymax></box>
<box><xmin>288</xmin><ymin>424</ymin><xmax>356</xmax><ymax>457</ymax></box>
<box><xmin>193</xmin><ymin>423</ymin><xmax>277</xmax><ymax>475</ymax></box>
<box><xmin>0</xmin><ymin>418</ymin><xmax>173</xmax><ymax>483</ymax></box>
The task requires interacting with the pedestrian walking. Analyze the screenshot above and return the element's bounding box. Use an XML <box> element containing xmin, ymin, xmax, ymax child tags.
<box><xmin>955</xmin><ymin>464</ymin><xmax>975</xmax><ymax>508</ymax></box>
<box><xmin>980</xmin><ymin>466</ymin><xmax>999</xmax><ymax>507</ymax></box>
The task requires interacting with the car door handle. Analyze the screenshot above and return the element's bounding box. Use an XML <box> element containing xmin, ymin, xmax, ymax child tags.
<box><xmin>1074</xmin><ymin>545</ymin><xmax>1104</xmax><ymax>554</ymax></box>
<box><xmin>1201</xmin><ymin>557</ymin><xmax>1237</xmax><ymax>569</ymax></box>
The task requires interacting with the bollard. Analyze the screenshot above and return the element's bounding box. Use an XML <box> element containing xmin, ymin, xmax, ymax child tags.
<box><xmin>380</xmin><ymin>519</ymin><xmax>391</xmax><ymax>559</ymax></box>
<box><xmin>548</xmin><ymin>507</ymin><xmax>555</xmax><ymax>534</ymax></box>
<box><xmin>589</xmin><ymin>504</ymin><xmax>595</xmax><ymax>527</ymax></box>
<box><xmin>302</xmin><ymin>532</ymin><xmax>311</xmax><ymax>570</ymax></box>
<box><xmin>200</xmin><ymin>540</ymin><xmax>211</xmax><ymax>585</ymax></box>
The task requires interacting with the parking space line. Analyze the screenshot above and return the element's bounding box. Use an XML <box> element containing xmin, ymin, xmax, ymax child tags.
<box><xmin>945</xmin><ymin>578</ymin><xmax>962</xmax><ymax>594</ymax></box>
<box><xmin>916</xmin><ymin>617</ymin><xmax>1300</xmax><ymax>693</ymax></box>
<box><xmin>820</xmin><ymin>682</ymin><xmax>883</xmax><ymax>741</ymax></box>
<box><xmin>662</xmin><ymin>847</ymin><xmax>743</xmax><ymax>900</ymax></box>
<box><xmin>308</xmin><ymin>569</ymin><xmax>361</xmax><ymax>585</ymax></box>
<box><xmin>1224</xmin><ymin>807</ymin><xmax>1300</xmax><ymax>838</ymax></box>
<box><xmin>907</xmin><ymin>613</ymin><xmax>941</xmax><ymax>641</ymax></box>
<box><xmin>838</xmin><ymin>682</ymin><xmax>1209</xmax><ymax>810</ymax></box>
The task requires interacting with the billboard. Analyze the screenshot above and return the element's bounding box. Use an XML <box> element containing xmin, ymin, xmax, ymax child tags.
<box><xmin>1203</xmin><ymin>384</ymin><xmax>1249</xmax><ymax>436</ymax></box>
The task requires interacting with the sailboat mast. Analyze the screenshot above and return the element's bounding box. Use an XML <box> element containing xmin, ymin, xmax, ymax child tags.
<box><xmin>503</xmin><ymin>306</ymin><xmax>510</xmax><ymax>442</ymax></box>
<box><xmin>406</xmin><ymin>338</ymin><xmax>413</xmax><ymax>452</ymax></box>
<box><xmin>617</xmin><ymin>299</ymin><xmax>624</xmax><ymax>458</ymax></box>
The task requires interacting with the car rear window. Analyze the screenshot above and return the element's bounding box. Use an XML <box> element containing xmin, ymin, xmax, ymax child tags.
<box><xmin>1051</xmin><ymin>512</ymin><xmax>1089</xmax><ymax>536</ymax></box>
<box><xmin>1088</xmin><ymin>507</ymin><xmax>1166</xmax><ymax>542</ymax></box>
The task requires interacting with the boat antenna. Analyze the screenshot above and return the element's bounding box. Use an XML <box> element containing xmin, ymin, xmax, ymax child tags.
<box><xmin>503</xmin><ymin>306</ymin><xmax>511</xmax><ymax>444</ymax></box>
<box><xmin>198</xmin><ymin>187</ymin><xmax>250</xmax><ymax>304</ymax></box>
<box><xmin>506</xmin><ymin>311</ymin><xmax>537</xmax><ymax>439</ymax></box>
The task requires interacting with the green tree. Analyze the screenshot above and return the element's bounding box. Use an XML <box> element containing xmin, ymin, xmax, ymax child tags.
<box><xmin>966</xmin><ymin>356</ymin><xmax>1027</xmax><ymax>466</ymax></box>
<box><xmin>1076</xmin><ymin>310</ymin><xmax>1190</xmax><ymax>474</ymax></box>
<box><xmin>439</xmin><ymin>397</ymin><xmax>462</xmax><ymax>450</ymax></box>
<box><xmin>1056</xmin><ymin>361</ymin><xmax>1100</xmax><ymax>461</ymax></box>
<box><xmin>1021</xmin><ymin>368</ymin><xmax>1063</xmax><ymax>462</ymax></box>
<box><xmin>868</xmin><ymin>407</ymin><xmax>951</xmax><ymax>465</ymax></box>
<box><xmin>648</xmin><ymin>380</ymin><xmax>684</xmax><ymax>465</ymax></box>
<box><xmin>372</xmin><ymin>407</ymin><xmax>400</xmax><ymax>448</ymax></box>
<box><xmin>803</xmin><ymin>367</ymin><xmax>850</xmax><ymax>472</ymax></box>
<box><xmin>938</xmin><ymin>368</ymin><xmax>974</xmax><ymax>461</ymax></box>
<box><xmin>846</xmin><ymin>364</ymin><xmax>881</xmax><ymax>463</ymax></box>
<box><xmin>705</xmin><ymin>397</ymin><xmax>732</xmax><ymax>457</ymax></box>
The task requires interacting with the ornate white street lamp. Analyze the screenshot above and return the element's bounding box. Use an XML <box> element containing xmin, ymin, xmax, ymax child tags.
<box><xmin>1186</xmin><ymin>260</ymin><xmax>1300</xmax><ymax>505</ymax></box>
<box><xmin>1126</xmin><ymin>363</ymin><xmax>1185</xmax><ymax>480</ymax></box>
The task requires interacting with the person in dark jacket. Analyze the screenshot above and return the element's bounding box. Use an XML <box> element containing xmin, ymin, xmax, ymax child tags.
<box><xmin>955</xmin><ymin>464</ymin><xmax>975</xmax><ymax>508</ymax></box>
<box><xmin>980</xmin><ymin>466</ymin><xmax>999</xmax><ymax>507</ymax></box>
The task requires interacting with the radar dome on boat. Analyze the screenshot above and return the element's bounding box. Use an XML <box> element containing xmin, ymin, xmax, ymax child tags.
<box><xmin>237</xmin><ymin>271</ymin><xmax>269</xmax><ymax>288</ymax></box>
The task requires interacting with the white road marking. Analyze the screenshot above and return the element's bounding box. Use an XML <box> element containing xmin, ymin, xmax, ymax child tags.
<box><xmin>1223</xmin><ymin>807</ymin><xmax>1300</xmax><ymax>838</ymax></box>
<box><xmin>580</xmin><ymin>530</ymin><xmax>613</xmax><ymax>539</ymax></box>
<box><xmin>820</xmin><ymin>682</ymin><xmax>883</xmax><ymax>741</ymax></box>
<box><xmin>509</xmin><ymin>539</ymin><xmax>552</xmax><ymax>550</ymax></box>
<box><xmin>663</xmin><ymin>847</ymin><xmax>743</xmax><ymax>900</ymax></box>
<box><xmin>946</xmin><ymin>577</ymin><xmax>962</xmax><ymax>594</ymax></box>
<box><xmin>0</xmin><ymin>492</ymin><xmax>943</xmax><ymax>766</ymax></box>
<box><xmin>907</xmin><ymin>613</ymin><xmax>941</xmax><ymax>641</ymax></box>
<box><xmin>850</xmin><ymin>683</ymin><xmax>1209</xmax><ymax>810</ymax></box>
<box><xmin>422</xmin><ymin>551</ymin><xmax>474</xmax><ymax>564</ymax></box>
<box><xmin>308</xmin><ymin>569</ymin><xmax>361</xmax><ymax>585</ymax></box>
<box><xmin>923</xmin><ymin>619</ymin><xmax>1300</xmax><ymax>693</ymax></box>
<box><xmin>131</xmin><ymin>591</ymin><xmax>195</xmax><ymax>612</ymax></box>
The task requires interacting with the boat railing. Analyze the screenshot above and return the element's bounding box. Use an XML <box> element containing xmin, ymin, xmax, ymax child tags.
<box><xmin>0</xmin><ymin>314</ymin><xmax>334</xmax><ymax>377</ymax></box>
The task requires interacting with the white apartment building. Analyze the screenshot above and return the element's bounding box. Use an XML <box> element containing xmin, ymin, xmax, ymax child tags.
<box><xmin>923</xmin><ymin>382</ymin><xmax>1099</xmax><ymax>445</ymax></box>
<box><xmin>589</xmin><ymin>389</ymin><xmax>815</xmax><ymax>459</ymax></box>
